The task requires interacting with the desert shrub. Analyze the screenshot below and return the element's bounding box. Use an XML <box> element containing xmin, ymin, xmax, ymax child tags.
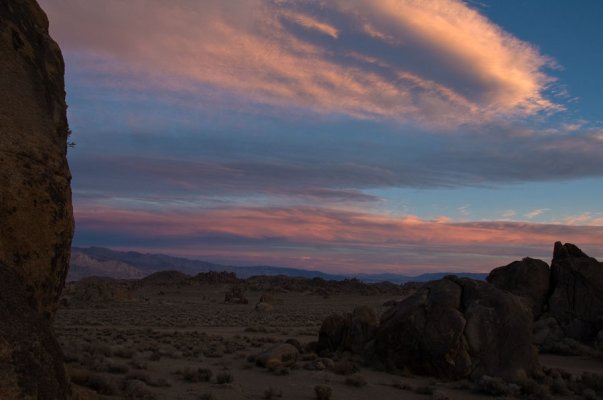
<box><xmin>329</xmin><ymin>360</ymin><xmax>358</xmax><ymax>375</ymax></box>
<box><xmin>175</xmin><ymin>367</ymin><xmax>213</xmax><ymax>383</ymax></box>
<box><xmin>125</xmin><ymin>371</ymin><xmax>171</xmax><ymax>388</ymax></box>
<box><xmin>314</xmin><ymin>385</ymin><xmax>332</xmax><ymax>400</ymax></box>
<box><xmin>122</xmin><ymin>380</ymin><xmax>158</xmax><ymax>400</ymax></box>
<box><xmin>216</xmin><ymin>371</ymin><xmax>234</xmax><ymax>384</ymax></box>
<box><xmin>198</xmin><ymin>394</ymin><xmax>216</xmax><ymax>400</ymax></box>
<box><xmin>476</xmin><ymin>376</ymin><xmax>519</xmax><ymax>397</ymax></box>
<box><xmin>415</xmin><ymin>385</ymin><xmax>436</xmax><ymax>395</ymax></box>
<box><xmin>345</xmin><ymin>374</ymin><xmax>367</xmax><ymax>387</ymax></box>
<box><xmin>264</xmin><ymin>386</ymin><xmax>283</xmax><ymax>399</ymax></box>
<box><xmin>114</xmin><ymin>347</ymin><xmax>136</xmax><ymax>359</ymax></box>
<box><xmin>431</xmin><ymin>390</ymin><xmax>450</xmax><ymax>400</ymax></box>
<box><xmin>70</xmin><ymin>370</ymin><xmax>118</xmax><ymax>395</ymax></box>
<box><xmin>107</xmin><ymin>362</ymin><xmax>129</xmax><ymax>374</ymax></box>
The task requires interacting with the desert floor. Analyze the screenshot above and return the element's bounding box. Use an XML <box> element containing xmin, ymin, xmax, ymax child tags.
<box><xmin>54</xmin><ymin>282</ymin><xmax>603</xmax><ymax>400</ymax></box>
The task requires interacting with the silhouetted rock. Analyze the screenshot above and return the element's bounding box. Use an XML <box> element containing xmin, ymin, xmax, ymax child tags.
<box><xmin>0</xmin><ymin>0</ymin><xmax>73</xmax><ymax>318</ymax></box>
<box><xmin>375</xmin><ymin>276</ymin><xmax>538</xmax><ymax>381</ymax></box>
<box><xmin>487</xmin><ymin>257</ymin><xmax>550</xmax><ymax>318</ymax></box>
<box><xmin>317</xmin><ymin>306</ymin><xmax>378</xmax><ymax>356</ymax></box>
<box><xmin>1</xmin><ymin>1</ymin><xmax>73</xmax><ymax>397</ymax></box>
<box><xmin>548</xmin><ymin>242</ymin><xmax>603</xmax><ymax>342</ymax></box>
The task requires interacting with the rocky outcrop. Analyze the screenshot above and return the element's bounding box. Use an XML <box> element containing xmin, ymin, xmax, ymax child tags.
<box><xmin>255</xmin><ymin>343</ymin><xmax>299</xmax><ymax>369</ymax></box>
<box><xmin>375</xmin><ymin>276</ymin><xmax>538</xmax><ymax>381</ymax></box>
<box><xmin>548</xmin><ymin>242</ymin><xmax>603</xmax><ymax>342</ymax></box>
<box><xmin>487</xmin><ymin>257</ymin><xmax>550</xmax><ymax>318</ymax></box>
<box><xmin>1</xmin><ymin>1</ymin><xmax>73</xmax><ymax>397</ymax></box>
<box><xmin>317</xmin><ymin>306</ymin><xmax>378</xmax><ymax>356</ymax></box>
<box><xmin>0</xmin><ymin>0</ymin><xmax>73</xmax><ymax>318</ymax></box>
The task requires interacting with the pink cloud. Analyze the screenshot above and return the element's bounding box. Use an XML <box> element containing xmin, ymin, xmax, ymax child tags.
<box><xmin>74</xmin><ymin>205</ymin><xmax>603</xmax><ymax>273</ymax></box>
<box><xmin>41</xmin><ymin>0</ymin><xmax>559</xmax><ymax>127</ymax></box>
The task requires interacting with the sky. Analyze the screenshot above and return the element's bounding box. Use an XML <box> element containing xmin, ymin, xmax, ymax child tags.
<box><xmin>40</xmin><ymin>0</ymin><xmax>603</xmax><ymax>275</ymax></box>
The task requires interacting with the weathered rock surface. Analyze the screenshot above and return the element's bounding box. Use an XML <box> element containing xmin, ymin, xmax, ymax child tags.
<box><xmin>375</xmin><ymin>276</ymin><xmax>538</xmax><ymax>381</ymax></box>
<box><xmin>548</xmin><ymin>242</ymin><xmax>603</xmax><ymax>342</ymax></box>
<box><xmin>487</xmin><ymin>257</ymin><xmax>550</xmax><ymax>318</ymax></box>
<box><xmin>1</xmin><ymin>1</ymin><xmax>73</xmax><ymax>397</ymax></box>
<box><xmin>0</xmin><ymin>0</ymin><xmax>73</xmax><ymax>318</ymax></box>
<box><xmin>0</xmin><ymin>266</ymin><xmax>71</xmax><ymax>399</ymax></box>
<box><xmin>317</xmin><ymin>306</ymin><xmax>378</xmax><ymax>356</ymax></box>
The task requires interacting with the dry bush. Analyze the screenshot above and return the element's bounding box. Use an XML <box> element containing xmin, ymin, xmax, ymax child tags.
<box><xmin>329</xmin><ymin>360</ymin><xmax>359</xmax><ymax>376</ymax></box>
<box><xmin>174</xmin><ymin>367</ymin><xmax>213</xmax><ymax>383</ymax></box>
<box><xmin>70</xmin><ymin>370</ymin><xmax>118</xmax><ymax>395</ymax></box>
<box><xmin>264</xmin><ymin>386</ymin><xmax>283</xmax><ymax>399</ymax></box>
<box><xmin>314</xmin><ymin>385</ymin><xmax>332</xmax><ymax>400</ymax></box>
<box><xmin>216</xmin><ymin>371</ymin><xmax>234</xmax><ymax>384</ymax></box>
<box><xmin>345</xmin><ymin>374</ymin><xmax>367</xmax><ymax>387</ymax></box>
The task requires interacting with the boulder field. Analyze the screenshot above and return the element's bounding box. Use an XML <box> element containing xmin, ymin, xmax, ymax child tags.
<box><xmin>318</xmin><ymin>242</ymin><xmax>603</xmax><ymax>382</ymax></box>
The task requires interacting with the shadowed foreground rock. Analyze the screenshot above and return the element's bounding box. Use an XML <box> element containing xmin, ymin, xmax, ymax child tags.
<box><xmin>0</xmin><ymin>0</ymin><xmax>73</xmax><ymax>318</ymax></box>
<box><xmin>0</xmin><ymin>266</ymin><xmax>70</xmax><ymax>399</ymax></box>
<box><xmin>548</xmin><ymin>242</ymin><xmax>603</xmax><ymax>342</ymax></box>
<box><xmin>317</xmin><ymin>306</ymin><xmax>378</xmax><ymax>356</ymax></box>
<box><xmin>1</xmin><ymin>0</ymin><xmax>73</xmax><ymax>397</ymax></box>
<box><xmin>375</xmin><ymin>276</ymin><xmax>538</xmax><ymax>381</ymax></box>
<box><xmin>487</xmin><ymin>257</ymin><xmax>550</xmax><ymax>318</ymax></box>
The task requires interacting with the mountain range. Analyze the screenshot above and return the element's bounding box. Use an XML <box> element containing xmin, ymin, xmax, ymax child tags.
<box><xmin>69</xmin><ymin>246</ymin><xmax>487</xmax><ymax>283</ymax></box>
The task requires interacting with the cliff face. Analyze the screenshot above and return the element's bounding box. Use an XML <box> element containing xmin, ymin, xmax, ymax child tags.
<box><xmin>0</xmin><ymin>0</ymin><xmax>74</xmax><ymax>318</ymax></box>
<box><xmin>0</xmin><ymin>0</ymin><xmax>73</xmax><ymax>398</ymax></box>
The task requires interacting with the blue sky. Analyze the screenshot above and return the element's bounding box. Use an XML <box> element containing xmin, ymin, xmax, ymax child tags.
<box><xmin>40</xmin><ymin>0</ymin><xmax>603</xmax><ymax>273</ymax></box>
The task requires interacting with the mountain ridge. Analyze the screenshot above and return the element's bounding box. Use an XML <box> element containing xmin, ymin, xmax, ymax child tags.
<box><xmin>69</xmin><ymin>246</ymin><xmax>487</xmax><ymax>283</ymax></box>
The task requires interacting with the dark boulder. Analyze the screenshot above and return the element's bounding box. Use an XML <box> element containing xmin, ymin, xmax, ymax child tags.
<box><xmin>548</xmin><ymin>242</ymin><xmax>603</xmax><ymax>342</ymax></box>
<box><xmin>487</xmin><ymin>257</ymin><xmax>550</xmax><ymax>318</ymax></box>
<box><xmin>0</xmin><ymin>266</ymin><xmax>71</xmax><ymax>399</ymax></box>
<box><xmin>317</xmin><ymin>306</ymin><xmax>378</xmax><ymax>356</ymax></box>
<box><xmin>375</xmin><ymin>276</ymin><xmax>538</xmax><ymax>381</ymax></box>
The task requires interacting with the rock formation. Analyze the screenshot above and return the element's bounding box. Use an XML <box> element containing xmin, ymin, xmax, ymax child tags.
<box><xmin>548</xmin><ymin>242</ymin><xmax>603</xmax><ymax>342</ymax></box>
<box><xmin>0</xmin><ymin>0</ymin><xmax>73</xmax><ymax>398</ymax></box>
<box><xmin>487</xmin><ymin>257</ymin><xmax>550</xmax><ymax>318</ymax></box>
<box><xmin>0</xmin><ymin>0</ymin><xmax>73</xmax><ymax>318</ymax></box>
<box><xmin>374</xmin><ymin>276</ymin><xmax>538</xmax><ymax>381</ymax></box>
<box><xmin>317</xmin><ymin>306</ymin><xmax>378</xmax><ymax>356</ymax></box>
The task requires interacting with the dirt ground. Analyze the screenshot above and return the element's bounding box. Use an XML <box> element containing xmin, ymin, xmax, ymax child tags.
<box><xmin>54</xmin><ymin>282</ymin><xmax>603</xmax><ymax>400</ymax></box>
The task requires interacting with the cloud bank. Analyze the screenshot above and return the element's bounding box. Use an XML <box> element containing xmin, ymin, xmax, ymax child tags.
<box><xmin>42</xmin><ymin>0</ymin><xmax>559</xmax><ymax>126</ymax></box>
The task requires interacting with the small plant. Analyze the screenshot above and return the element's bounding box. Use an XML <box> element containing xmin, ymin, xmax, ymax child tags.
<box><xmin>314</xmin><ymin>384</ymin><xmax>332</xmax><ymax>400</ymax></box>
<box><xmin>264</xmin><ymin>386</ymin><xmax>283</xmax><ymax>399</ymax></box>
<box><xmin>175</xmin><ymin>367</ymin><xmax>212</xmax><ymax>383</ymax></box>
<box><xmin>216</xmin><ymin>371</ymin><xmax>234</xmax><ymax>384</ymax></box>
<box><xmin>345</xmin><ymin>374</ymin><xmax>367</xmax><ymax>387</ymax></box>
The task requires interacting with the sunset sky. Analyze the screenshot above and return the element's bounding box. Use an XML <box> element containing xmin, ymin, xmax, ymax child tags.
<box><xmin>41</xmin><ymin>0</ymin><xmax>603</xmax><ymax>274</ymax></box>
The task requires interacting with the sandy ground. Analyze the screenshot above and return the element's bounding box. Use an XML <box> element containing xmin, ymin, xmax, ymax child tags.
<box><xmin>54</xmin><ymin>282</ymin><xmax>603</xmax><ymax>399</ymax></box>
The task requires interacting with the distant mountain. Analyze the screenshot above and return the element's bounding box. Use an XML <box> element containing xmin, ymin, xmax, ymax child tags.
<box><xmin>69</xmin><ymin>247</ymin><xmax>487</xmax><ymax>283</ymax></box>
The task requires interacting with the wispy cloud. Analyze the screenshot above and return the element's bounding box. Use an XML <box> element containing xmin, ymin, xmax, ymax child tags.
<box><xmin>524</xmin><ymin>208</ymin><xmax>551</xmax><ymax>219</ymax></box>
<box><xmin>42</xmin><ymin>0</ymin><xmax>559</xmax><ymax>127</ymax></box>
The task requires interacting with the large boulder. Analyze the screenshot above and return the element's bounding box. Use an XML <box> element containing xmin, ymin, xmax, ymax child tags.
<box><xmin>487</xmin><ymin>257</ymin><xmax>550</xmax><ymax>318</ymax></box>
<box><xmin>0</xmin><ymin>0</ymin><xmax>73</xmax><ymax>397</ymax></box>
<box><xmin>317</xmin><ymin>306</ymin><xmax>378</xmax><ymax>356</ymax></box>
<box><xmin>548</xmin><ymin>242</ymin><xmax>603</xmax><ymax>342</ymax></box>
<box><xmin>0</xmin><ymin>0</ymin><xmax>73</xmax><ymax>318</ymax></box>
<box><xmin>375</xmin><ymin>276</ymin><xmax>538</xmax><ymax>381</ymax></box>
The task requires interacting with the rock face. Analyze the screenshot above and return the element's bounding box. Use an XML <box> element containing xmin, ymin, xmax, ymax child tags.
<box><xmin>255</xmin><ymin>343</ymin><xmax>300</xmax><ymax>369</ymax></box>
<box><xmin>375</xmin><ymin>277</ymin><xmax>538</xmax><ymax>381</ymax></box>
<box><xmin>487</xmin><ymin>257</ymin><xmax>550</xmax><ymax>318</ymax></box>
<box><xmin>548</xmin><ymin>242</ymin><xmax>603</xmax><ymax>342</ymax></box>
<box><xmin>0</xmin><ymin>266</ymin><xmax>70</xmax><ymax>399</ymax></box>
<box><xmin>317</xmin><ymin>306</ymin><xmax>378</xmax><ymax>356</ymax></box>
<box><xmin>0</xmin><ymin>0</ymin><xmax>74</xmax><ymax>318</ymax></box>
<box><xmin>0</xmin><ymin>1</ymin><xmax>73</xmax><ymax>398</ymax></box>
